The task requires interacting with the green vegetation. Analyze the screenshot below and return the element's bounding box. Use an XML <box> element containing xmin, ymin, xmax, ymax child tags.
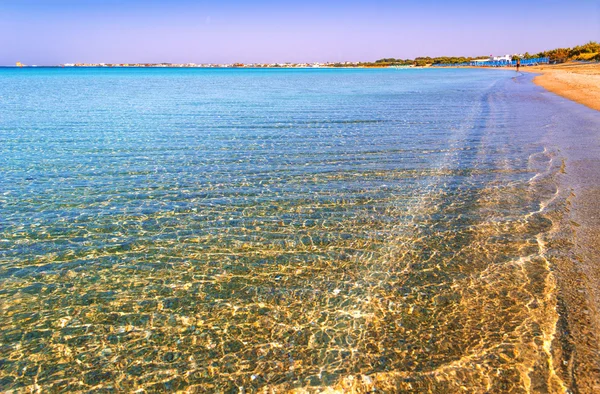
<box><xmin>372</xmin><ymin>56</ymin><xmax>487</xmax><ymax>67</ymax></box>
<box><xmin>568</xmin><ymin>41</ymin><xmax>600</xmax><ymax>58</ymax></box>
<box><xmin>523</xmin><ymin>41</ymin><xmax>599</xmax><ymax>63</ymax></box>
<box><xmin>374</xmin><ymin>58</ymin><xmax>414</xmax><ymax>66</ymax></box>
<box><xmin>371</xmin><ymin>41</ymin><xmax>599</xmax><ymax>67</ymax></box>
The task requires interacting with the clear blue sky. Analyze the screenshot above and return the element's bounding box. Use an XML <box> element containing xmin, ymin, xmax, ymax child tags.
<box><xmin>1</xmin><ymin>0</ymin><xmax>598</xmax><ymax>65</ymax></box>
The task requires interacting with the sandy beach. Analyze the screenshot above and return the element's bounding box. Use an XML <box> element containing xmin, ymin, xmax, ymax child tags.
<box><xmin>524</xmin><ymin>62</ymin><xmax>600</xmax><ymax>112</ymax></box>
<box><xmin>522</xmin><ymin>62</ymin><xmax>600</xmax><ymax>392</ymax></box>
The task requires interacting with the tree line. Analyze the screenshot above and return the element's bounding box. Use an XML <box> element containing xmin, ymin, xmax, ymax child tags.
<box><xmin>368</xmin><ymin>41</ymin><xmax>599</xmax><ymax>66</ymax></box>
<box><xmin>523</xmin><ymin>41</ymin><xmax>600</xmax><ymax>62</ymax></box>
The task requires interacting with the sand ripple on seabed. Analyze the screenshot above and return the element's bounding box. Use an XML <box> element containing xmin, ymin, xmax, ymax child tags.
<box><xmin>322</xmin><ymin>150</ymin><xmax>570</xmax><ymax>394</ymax></box>
<box><xmin>0</xmin><ymin>156</ymin><xmax>568</xmax><ymax>393</ymax></box>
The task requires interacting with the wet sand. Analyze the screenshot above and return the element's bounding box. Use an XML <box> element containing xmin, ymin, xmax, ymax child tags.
<box><xmin>524</xmin><ymin>62</ymin><xmax>600</xmax><ymax>112</ymax></box>
<box><xmin>471</xmin><ymin>63</ymin><xmax>600</xmax><ymax>391</ymax></box>
<box><xmin>555</xmin><ymin>142</ymin><xmax>600</xmax><ymax>393</ymax></box>
<box><xmin>528</xmin><ymin>65</ymin><xmax>600</xmax><ymax>393</ymax></box>
<box><xmin>560</xmin><ymin>160</ymin><xmax>600</xmax><ymax>393</ymax></box>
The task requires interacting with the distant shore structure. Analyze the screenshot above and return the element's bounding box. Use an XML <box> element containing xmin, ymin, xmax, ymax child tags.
<box><xmin>3</xmin><ymin>57</ymin><xmax>553</xmax><ymax>69</ymax></box>
<box><xmin>50</xmin><ymin>56</ymin><xmax>550</xmax><ymax>69</ymax></box>
<box><xmin>56</xmin><ymin>62</ymin><xmax>341</xmax><ymax>68</ymax></box>
<box><xmin>434</xmin><ymin>55</ymin><xmax>550</xmax><ymax>68</ymax></box>
<box><xmin>7</xmin><ymin>41</ymin><xmax>597</xmax><ymax>69</ymax></box>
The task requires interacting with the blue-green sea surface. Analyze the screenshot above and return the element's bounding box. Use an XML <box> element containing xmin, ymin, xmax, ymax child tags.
<box><xmin>0</xmin><ymin>68</ymin><xmax>597</xmax><ymax>392</ymax></box>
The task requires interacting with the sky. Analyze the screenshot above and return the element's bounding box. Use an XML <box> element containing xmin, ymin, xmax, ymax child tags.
<box><xmin>1</xmin><ymin>0</ymin><xmax>599</xmax><ymax>65</ymax></box>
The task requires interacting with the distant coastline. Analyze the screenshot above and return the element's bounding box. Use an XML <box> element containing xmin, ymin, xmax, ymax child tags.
<box><xmin>9</xmin><ymin>40</ymin><xmax>598</xmax><ymax>70</ymax></box>
<box><xmin>7</xmin><ymin>62</ymin><xmax>390</xmax><ymax>69</ymax></box>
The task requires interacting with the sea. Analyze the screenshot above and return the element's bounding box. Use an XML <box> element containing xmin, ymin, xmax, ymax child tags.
<box><xmin>1</xmin><ymin>68</ymin><xmax>599</xmax><ymax>392</ymax></box>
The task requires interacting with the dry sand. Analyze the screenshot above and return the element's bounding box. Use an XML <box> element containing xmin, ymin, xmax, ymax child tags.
<box><xmin>524</xmin><ymin>62</ymin><xmax>600</xmax><ymax>112</ymax></box>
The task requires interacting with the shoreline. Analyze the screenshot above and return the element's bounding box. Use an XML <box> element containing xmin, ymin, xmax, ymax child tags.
<box><xmin>455</xmin><ymin>64</ymin><xmax>600</xmax><ymax>390</ymax></box>
<box><xmin>522</xmin><ymin>62</ymin><xmax>600</xmax><ymax>112</ymax></box>
<box><xmin>406</xmin><ymin>62</ymin><xmax>600</xmax><ymax>113</ymax></box>
<box><xmin>525</xmin><ymin>64</ymin><xmax>600</xmax><ymax>391</ymax></box>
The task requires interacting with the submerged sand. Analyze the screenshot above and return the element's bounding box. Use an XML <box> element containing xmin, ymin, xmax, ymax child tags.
<box><xmin>524</xmin><ymin>62</ymin><xmax>600</xmax><ymax>112</ymax></box>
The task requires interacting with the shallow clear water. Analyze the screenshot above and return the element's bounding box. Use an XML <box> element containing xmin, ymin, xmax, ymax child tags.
<box><xmin>0</xmin><ymin>68</ymin><xmax>592</xmax><ymax>392</ymax></box>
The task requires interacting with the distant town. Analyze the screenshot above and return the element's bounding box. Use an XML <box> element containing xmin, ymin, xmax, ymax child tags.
<box><xmin>20</xmin><ymin>61</ymin><xmax>391</xmax><ymax>68</ymax></box>
<box><xmin>58</xmin><ymin>55</ymin><xmax>522</xmax><ymax>68</ymax></box>
<box><xmin>10</xmin><ymin>55</ymin><xmax>548</xmax><ymax>69</ymax></box>
<box><xmin>11</xmin><ymin>41</ymin><xmax>600</xmax><ymax>69</ymax></box>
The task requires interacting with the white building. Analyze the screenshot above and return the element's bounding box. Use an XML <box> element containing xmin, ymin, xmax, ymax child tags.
<box><xmin>490</xmin><ymin>54</ymin><xmax>512</xmax><ymax>62</ymax></box>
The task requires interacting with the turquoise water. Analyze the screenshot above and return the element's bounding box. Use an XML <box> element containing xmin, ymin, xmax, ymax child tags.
<box><xmin>0</xmin><ymin>68</ymin><xmax>592</xmax><ymax>392</ymax></box>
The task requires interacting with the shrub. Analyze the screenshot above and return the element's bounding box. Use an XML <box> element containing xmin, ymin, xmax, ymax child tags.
<box><xmin>569</xmin><ymin>41</ymin><xmax>600</xmax><ymax>58</ymax></box>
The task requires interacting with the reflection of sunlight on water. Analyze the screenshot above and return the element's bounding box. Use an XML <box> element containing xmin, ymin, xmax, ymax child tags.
<box><xmin>0</xmin><ymin>69</ymin><xmax>573</xmax><ymax>392</ymax></box>
<box><xmin>0</xmin><ymin>160</ymin><xmax>567</xmax><ymax>392</ymax></box>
